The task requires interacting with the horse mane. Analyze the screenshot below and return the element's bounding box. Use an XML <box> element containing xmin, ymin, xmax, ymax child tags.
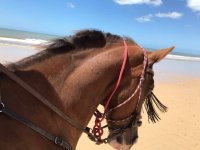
<box><xmin>45</xmin><ymin>30</ymin><xmax>106</xmax><ymax>53</ymax></box>
<box><xmin>7</xmin><ymin>30</ymin><xmax>137</xmax><ymax>70</ymax></box>
<box><xmin>44</xmin><ymin>30</ymin><xmax>136</xmax><ymax>53</ymax></box>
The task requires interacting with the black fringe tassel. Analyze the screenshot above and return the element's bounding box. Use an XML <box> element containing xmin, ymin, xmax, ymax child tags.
<box><xmin>144</xmin><ymin>92</ymin><xmax>168</xmax><ymax>123</ymax></box>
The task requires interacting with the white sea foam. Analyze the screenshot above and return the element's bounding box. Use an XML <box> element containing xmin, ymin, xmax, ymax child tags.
<box><xmin>0</xmin><ymin>37</ymin><xmax>47</xmax><ymax>46</ymax></box>
<box><xmin>166</xmin><ymin>54</ymin><xmax>200</xmax><ymax>62</ymax></box>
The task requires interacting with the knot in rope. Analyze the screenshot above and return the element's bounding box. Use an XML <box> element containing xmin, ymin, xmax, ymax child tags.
<box><xmin>92</xmin><ymin>110</ymin><xmax>104</xmax><ymax>141</ymax></box>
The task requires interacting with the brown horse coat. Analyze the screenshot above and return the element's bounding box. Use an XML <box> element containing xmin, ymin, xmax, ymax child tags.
<box><xmin>0</xmin><ymin>30</ymin><xmax>174</xmax><ymax>150</ymax></box>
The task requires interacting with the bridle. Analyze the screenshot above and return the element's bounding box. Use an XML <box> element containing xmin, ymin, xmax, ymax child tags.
<box><xmin>91</xmin><ymin>40</ymin><xmax>148</xmax><ymax>144</ymax></box>
<box><xmin>0</xmin><ymin>40</ymin><xmax>148</xmax><ymax>149</ymax></box>
<box><xmin>106</xmin><ymin>113</ymin><xmax>142</xmax><ymax>143</ymax></box>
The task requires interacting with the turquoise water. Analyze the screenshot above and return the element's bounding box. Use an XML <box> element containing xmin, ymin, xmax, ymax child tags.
<box><xmin>0</xmin><ymin>27</ymin><xmax>58</xmax><ymax>40</ymax></box>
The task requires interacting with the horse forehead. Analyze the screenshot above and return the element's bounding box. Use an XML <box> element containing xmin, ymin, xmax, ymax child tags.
<box><xmin>128</xmin><ymin>45</ymin><xmax>144</xmax><ymax>56</ymax></box>
<box><xmin>127</xmin><ymin>47</ymin><xmax>146</xmax><ymax>69</ymax></box>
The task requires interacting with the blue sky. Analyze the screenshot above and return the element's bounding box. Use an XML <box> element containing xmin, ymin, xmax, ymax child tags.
<box><xmin>0</xmin><ymin>0</ymin><xmax>200</xmax><ymax>55</ymax></box>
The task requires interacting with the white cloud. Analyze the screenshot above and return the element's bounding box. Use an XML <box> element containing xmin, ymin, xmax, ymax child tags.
<box><xmin>136</xmin><ymin>11</ymin><xmax>183</xmax><ymax>23</ymax></box>
<box><xmin>114</xmin><ymin>0</ymin><xmax>162</xmax><ymax>6</ymax></box>
<box><xmin>155</xmin><ymin>12</ymin><xmax>183</xmax><ymax>19</ymax></box>
<box><xmin>136</xmin><ymin>14</ymin><xmax>154</xmax><ymax>22</ymax></box>
<box><xmin>67</xmin><ymin>2</ymin><xmax>75</xmax><ymax>8</ymax></box>
<box><xmin>187</xmin><ymin>0</ymin><xmax>200</xmax><ymax>12</ymax></box>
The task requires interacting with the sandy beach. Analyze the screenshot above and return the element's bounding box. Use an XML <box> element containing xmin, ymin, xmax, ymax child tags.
<box><xmin>78</xmin><ymin>60</ymin><xmax>200</xmax><ymax>150</ymax></box>
<box><xmin>1</xmin><ymin>44</ymin><xmax>200</xmax><ymax>150</ymax></box>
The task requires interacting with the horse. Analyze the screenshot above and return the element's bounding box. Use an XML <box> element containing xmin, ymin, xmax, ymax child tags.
<box><xmin>0</xmin><ymin>30</ymin><xmax>174</xmax><ymax>150</ymax></box>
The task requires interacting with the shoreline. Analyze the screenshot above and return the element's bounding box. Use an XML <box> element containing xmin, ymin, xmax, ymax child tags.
<box><xmin>0</xmin><ymin>37</ymin><xmax>48</xmax><ymax>46</ymax></box>
<box><xmin>0</xmin><ymin>44</ymin><xmax>38</xmax><ymax>64</ymax></box>
<box><xmin>153</xmin><ymin>59</ymin><xmax>200</xmax><ymax>83</ymax></box>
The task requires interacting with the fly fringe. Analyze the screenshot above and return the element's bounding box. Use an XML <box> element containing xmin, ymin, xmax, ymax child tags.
<box><xmin>144</xmin><ymin>92</ymin><xmax>167</xmax><ymax>123</ymax></box>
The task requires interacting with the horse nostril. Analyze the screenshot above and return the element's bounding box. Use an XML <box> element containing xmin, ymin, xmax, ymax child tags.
<box><xmin>116</xmin><ymin>136</ymin><xmax>123</xmax><ymax>144</ymax></box>
<box><xmin>131</xmin><ymin>135</ymin><xmax>138</xmax><ymax>143</ymax></box>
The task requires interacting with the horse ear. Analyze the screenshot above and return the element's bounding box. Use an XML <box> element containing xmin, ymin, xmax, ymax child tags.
<box><xmin>148</xmin><ymin>46</ymin><xmax>175</xmax><ymax>65</ymax></box>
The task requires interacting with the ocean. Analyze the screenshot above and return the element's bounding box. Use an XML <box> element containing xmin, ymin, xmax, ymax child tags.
<box><xmin>0</xmin><ymin>27</ymin><xmax>58</xmax><ymax>40</ymax></box>
<box><xmin>0</xmin><ymin>27</ymin><xmax>58</xmax><ymax>46</ymax></box>
<box><xmin>0</xmin><ymin>27</ymin><xmax>200</xmax><ymax>62</ymax></box>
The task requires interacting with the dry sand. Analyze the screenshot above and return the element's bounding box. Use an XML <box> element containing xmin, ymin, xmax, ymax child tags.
<box><xmin>1</xmin><ymin>44</ymin><xmax>200</xmax><ymax>150</ymax></box>
<box><xmin>77</xmin><ymin>60</ymin><xmax>200</xmax><ymax>150</ymax></box>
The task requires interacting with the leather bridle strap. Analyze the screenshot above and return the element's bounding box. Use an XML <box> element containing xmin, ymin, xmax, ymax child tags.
<box><xmin>0</xmin><ymin>63</ymin><xmax>97</xmax><ymax>148</ymax></box>
<box><xmin>0</xmin><ymin>103</ymin><xmax>72</xmax><ymax>150</ymax></box>
<box><xmin>0</xmin><ymin>63</ymin><xmax>96</xmax><ymax>146</ymax></box>
<box><xmin>0</xmin><ymin>63</ymin><xmax>85</xmax><ymax>132</ymax></box>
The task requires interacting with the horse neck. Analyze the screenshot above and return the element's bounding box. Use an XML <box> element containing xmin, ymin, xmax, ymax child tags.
<box><xmin>58</xmin><ymin>46</ymin><xmax>134</xmax><ymax>142</ymax></box>
<box><xmin>6</xmin><ymin>47</ymin><xmax>127</xmax><ymax>146</ymax></box>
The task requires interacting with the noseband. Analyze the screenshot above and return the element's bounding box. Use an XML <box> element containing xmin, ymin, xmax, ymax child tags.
<box><xmin>91</xmin><ymin>41</ymin><xmax>148</xmax><ymax>144</ymax></box>
<box><xmin>106</xmin><ymin>113</ymin><xmax>142</xmax><ymax>143</ymax></box>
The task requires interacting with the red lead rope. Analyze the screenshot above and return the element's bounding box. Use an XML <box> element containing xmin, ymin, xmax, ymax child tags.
<box><xmin>92</xmin><ymin>40</ymin><xmax>128</xmax><ymax>142</ymax></box>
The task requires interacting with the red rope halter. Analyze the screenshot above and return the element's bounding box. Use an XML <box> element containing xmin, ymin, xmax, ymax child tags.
<box><xmin>92</xmin><ymin>40</ymin><xmax>128</xmax><ymax>141</ymax></box>
<box><xmin>92</xmin><ymin>40</ymin><xmax>147</xmax><ymax>143</ymax></box>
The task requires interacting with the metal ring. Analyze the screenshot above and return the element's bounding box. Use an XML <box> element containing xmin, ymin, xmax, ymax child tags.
<box><xmin>103</xmin><ymin>138</ymin><xmax>108</xmax><ymax>144</ymax></box>
<box><xmin>0</xmin><ymin>102</ymin><xmax>5</xmax><ymax>113</ymax></box>
<box><xmin>54</xmin><ymin>136</ymin><xmax>63</xmax><ymax>145</ymax></box>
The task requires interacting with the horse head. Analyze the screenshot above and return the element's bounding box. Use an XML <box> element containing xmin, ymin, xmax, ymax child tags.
<box><xmin>105</xmin><ymin>46</ymin><xmax>175</xmax><ymax>150</ymax></box>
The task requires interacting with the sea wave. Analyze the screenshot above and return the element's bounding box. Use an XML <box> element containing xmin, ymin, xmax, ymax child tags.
<box><xmin>0</xmin><ymin>37</ymin><xmax>48</xmax><ymax>46</ymax></box>
<box><xmin>166</xmin><ymin>54</ymin><xmax>200</xmax><ymax>62</ymax></box>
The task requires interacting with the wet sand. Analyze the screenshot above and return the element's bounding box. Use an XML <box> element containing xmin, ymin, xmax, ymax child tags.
<box><xmin>0</xmin><ymin>44</ymin><xmax>38</xmax><ymax>64</ymax></box>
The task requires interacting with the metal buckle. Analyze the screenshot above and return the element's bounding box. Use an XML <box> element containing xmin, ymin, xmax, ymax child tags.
<box><xmin>54</xmin><ymin>136</ymin><xmax>63</xmax><ymax>146</ymax></box>
<box><xmin>0</xmin><ymin>102</ymin><xmax>4</xmax><ymax>113</ymax></box>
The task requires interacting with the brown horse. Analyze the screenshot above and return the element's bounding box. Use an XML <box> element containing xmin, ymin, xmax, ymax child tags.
<box><xmin>0</xmin><ymin>30</ymin><xmax>174</xmax><ymax>150</ymax></box>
